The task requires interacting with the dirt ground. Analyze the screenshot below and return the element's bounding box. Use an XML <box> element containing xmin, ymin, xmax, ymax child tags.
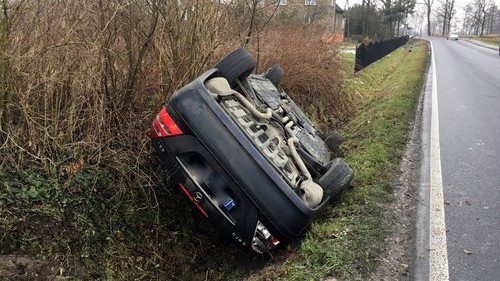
<box><xmin>0</xmin><ymin>254</ymin><xmax>61</xmax><ymax>281</ymax></box>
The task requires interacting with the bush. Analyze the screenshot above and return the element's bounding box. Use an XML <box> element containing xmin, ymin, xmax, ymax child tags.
<box><xmin>254</xmin><ymin>27</ymin><xmax>353</xmax><ymax>130</ymax></box>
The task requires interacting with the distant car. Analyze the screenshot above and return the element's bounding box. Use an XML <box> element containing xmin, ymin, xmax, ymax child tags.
<box><xmin>447</xmin><ymin>32</ymin><xmax>459</xmax><ymax>40</ymax></box>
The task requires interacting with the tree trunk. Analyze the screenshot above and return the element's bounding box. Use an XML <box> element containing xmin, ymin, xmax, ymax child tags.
<box><xmin>449</xmin><ymin>0</ymin><xmax>455</xmax><ymax>33</ymax></box>
<box><xmin>442</xmin><ymin>0</ymin><xmax>448</xmax><ymax>36</ymax></box>
<box><xmin>480</xmin><ymin>18</ymin><xmax>485</xmax><ymax>36</ymax></box>
<box><xmin>447</xmin><ymin>14</ymin><xmax>452</xmax><ymax>33</ymax></box>
<box><xmin>427</xmin><ymin>5</ymin><xmax>432</xmax><ymax>35</ymax></box>
<box><xmin>487</xmin><ymin>9</ymin><xmax>494</xmax><ymax>34</ymax></box>
<box><xmin>442</xmin><ymin>15</ymin><xmax>447</xmax><ymax>36</ymax></box>
<box><xmin>245</xmin><ymin>0</ymin><xmax>258</xmax><ymax>45</ymax></box>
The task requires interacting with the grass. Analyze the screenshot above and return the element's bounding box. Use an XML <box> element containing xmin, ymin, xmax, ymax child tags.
<box><xmin>0</xmin><ymin>41</ymin><xmax>429</xmax><ymax>280</ymax></box>
<box><xmin>463</xmin><ymin>35</ymin><xmax>500</xmax><ymax>46</ymax></box>
<box><xmin>339</xmin><ymin>41</ymin><xmax>358</xmax><ymax>50</ymax></box>
<box><xmin>475</xmin><ymin>37</ymin><xmax>500</xmax><ymax>45</ymax></box>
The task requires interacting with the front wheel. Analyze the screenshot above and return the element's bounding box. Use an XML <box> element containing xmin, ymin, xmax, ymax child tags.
<box><xmin>214</xmin><ymin>48</ymin><xmax>256</xmax><ymax>86</ymax></box>
<box><xmin>318</xmin><ymin>158</ymin><xmax>354</xmax><ymax>198</ymax></box>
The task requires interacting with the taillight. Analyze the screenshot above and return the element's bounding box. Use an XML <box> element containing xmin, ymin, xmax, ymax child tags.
<box><xmin>151</xmin><ymin>107</ymin><xmax>183</xmax><ymax>139</ymax></box>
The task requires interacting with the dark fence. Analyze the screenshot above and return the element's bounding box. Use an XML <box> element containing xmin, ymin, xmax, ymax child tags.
<box><xmin>355</xmin><ymin>35</ymin><xmax>410</xmax><ymax>72</ymax></box>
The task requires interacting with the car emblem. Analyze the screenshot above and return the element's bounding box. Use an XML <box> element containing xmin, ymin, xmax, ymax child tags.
<box><xmin>193</xmin><ymin>192</ymin><xmax>203</xmax><ymax>202</ymax></box>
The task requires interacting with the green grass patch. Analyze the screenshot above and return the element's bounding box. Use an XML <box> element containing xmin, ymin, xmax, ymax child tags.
<box><xmin>339</xmin><ymin>41</ymin><xmax>357</xmax><ymax>50</ymax></box>
<box><xmin>475</xmin><ymin>37</ymin><xmax>500</xmax><ymax>45</ymax></box>
<box><xmin>0</xmin><ymin>41</ymin><xmax>429</xmax><ymax>280</ymax></box>
<box><xmin>463</xmin><ymin>35</ymin><xmax>500</xmax><ymax>46</ymax></box>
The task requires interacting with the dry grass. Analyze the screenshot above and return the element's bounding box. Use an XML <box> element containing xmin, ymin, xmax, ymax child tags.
<box><xmin>1</xmin><ymin>1</ymin><xmax>349</xmax><ymax>176</ymax></box>
<box><xmin>251</xmin><ymin>28</ymin><xmax>353</xmax><ymax>131</ymax></box>
<box><xmin>1</xmin><ymin>1</ymin><xmax>236</xmax><ymax>172</ymax></box>
<box><xmin>464</xmin><ymin>34</ymin><xmax>500</xmax><ymax>45</ymax></box>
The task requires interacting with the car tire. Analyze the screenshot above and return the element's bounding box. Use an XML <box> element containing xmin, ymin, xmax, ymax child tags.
<box><xmin>318</xmin><ymin>158</ymin><xmax>354</xmax><ymax>198</ymax></box>
<box><xmin>214</xmin><ymin>48</ymin><xmax>256</xmax><ymax>86</ymax></box>
<box><xmin>324</xmin><ymin>130</ymin><xmax>344</xmax><ymax>153</ymax></box>
<box><xmin>264</xmin><ymin>64</ymin><xmax>284</xmax><ymax>87</ymax></box>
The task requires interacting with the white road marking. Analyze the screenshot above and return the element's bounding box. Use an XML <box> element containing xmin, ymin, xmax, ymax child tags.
<box><xmin>429</xmin><ymin>42</ymin><xmax>450</xmax><ymax>281</ymax></box>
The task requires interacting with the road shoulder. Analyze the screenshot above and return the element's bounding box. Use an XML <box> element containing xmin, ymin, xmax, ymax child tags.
<box><xmin>462</xmin><ymin>38</ymin><xmax>499</xmax><ymax>52</ymax></box>
<box><xmin>367</xmin><ymin>43</ymin><xmax>430</xmax><ymax>281</ymax></box>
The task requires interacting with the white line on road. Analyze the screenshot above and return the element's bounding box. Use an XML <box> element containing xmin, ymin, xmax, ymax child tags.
<box><xmin>429</xmin><ymin>42</ymin><xmax>450</xmax><ymax>281</ymax></box>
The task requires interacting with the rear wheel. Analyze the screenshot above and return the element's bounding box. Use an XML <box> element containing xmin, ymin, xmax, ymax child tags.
<box><xmin>318</xmin><ymin>158</ymin><xmax>353</xmax><ymax>198</ymax></box>
<box><xmin>214</xmin><ymin>48</ymin><xmax>256</xmax><ymax>86</ymax></box>
<box><xmin>264</xmin><ymin>64</ymin><xmax>284</xmax><ymax>87</ymax></box>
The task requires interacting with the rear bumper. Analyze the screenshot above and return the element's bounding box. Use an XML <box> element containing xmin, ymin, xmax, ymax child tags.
<box><xmin>152</xmin><ymin>69</ymin><xmax>330</xmax><ymax>249</ymax></box>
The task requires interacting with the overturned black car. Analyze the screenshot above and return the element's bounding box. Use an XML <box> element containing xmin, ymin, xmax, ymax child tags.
<box><xmin>151</xmin><ymin>48</ymin><xmax>353</xmax><ymax>254</ymax></box>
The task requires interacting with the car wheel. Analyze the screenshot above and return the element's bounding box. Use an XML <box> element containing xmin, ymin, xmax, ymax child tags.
<box><xmin>214</xmin><ymin>48</ymin><xmax>256</xmax><ymax>86</ymax></box>
<box><xmin>318</xmin><ymin>158</ymin><xmax>354</xmax><ymax>198</ymax></box>
<box><xmin>264</xmin><ymin>64</ymin><xmax>284</xmax><ymax>87</ymax></box>
<box><xmin>324</xmin><ymin>130</ymin><xmax>344</xmax><ymax>153</ymax></box>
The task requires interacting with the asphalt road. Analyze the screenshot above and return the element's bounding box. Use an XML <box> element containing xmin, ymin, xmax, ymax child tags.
<box><xmin>417</xmin><ymin>38</ymin><xmax>500</xmax><ymax>280</ymax></box>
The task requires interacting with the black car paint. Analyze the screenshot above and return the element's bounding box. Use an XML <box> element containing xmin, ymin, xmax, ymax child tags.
<box><xmin>152</xmin><ymin>69</ymin><xmax>332</xmax><ymax>250</ymax></box>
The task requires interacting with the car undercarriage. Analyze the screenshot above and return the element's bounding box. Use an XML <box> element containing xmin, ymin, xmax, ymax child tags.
<box><xmin>151</xmin><ymin>48</ymin><xmax>354</xmax><ymax>253</ymax></box>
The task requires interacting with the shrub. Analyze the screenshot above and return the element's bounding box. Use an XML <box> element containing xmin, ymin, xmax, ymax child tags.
<box><xmin>254</xmin><ymin>27</ymin><xmax>352</xmax><ymax>130</ymax></box>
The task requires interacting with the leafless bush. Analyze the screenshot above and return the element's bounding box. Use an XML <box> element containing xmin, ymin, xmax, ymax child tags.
<box><xmin>254</xmin><ymin>27</ymin><xmax>353</xmax><ymax>130</ymax></box>
<box><xmin>0</xmin><ymin>0</ymin><xmax>355</xmax><ymax>185</ymax></box>
<box><xmin>0</xmin><ymin>1</ymin><xmax>236</xmax><ymax>171</ymax></box>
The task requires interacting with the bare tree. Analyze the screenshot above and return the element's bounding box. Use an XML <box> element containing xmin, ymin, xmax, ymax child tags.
<box><xmin>411</xmin><ymin>5</ymin><xmax>426</xmax><ymax>35</ymax></box>
<box><xmin>477</xmin><ymin>0</ymin><xmax>488</xmax><ymax>36</ymax></box>
<box><xmin>437</xmin><ymin>0</ymin><xmax>456</xmax><ymax>35</ymax></box>
<box><xmin>465</xmin><ymin>0</ymin><xmax>496</xmax><ymax>36</ymax></box>
<box><xmin>423</xmin><ymin>0</ymin><xmax>434</xmax><ymax>35</ymax></box>
<box><xmin>463</xmin><ymin>3</ymin><xmax>477</xmax><ymax>34</ymax></box>
<box><xmin>361</xmin><ymin>0</ymin><xmax>372</xmax><ymax>37</ymax></box>
<box><xmin>493</xmin><ymin>7</ymin><xmax>500</xmax><ymax>33</ymax></box>
<box><xmin>484</xmin><ymin>2</ymin><xmax>497</xmax><ymax>34</ymax></box>
<box><xmin>446</xmin><ymin>0</ymin><xmax>457</xmax><ymax>33</ymax></box>
<box><xmin>396</xmin><ymin>0</ymin><xmax>416</xmax><ymax>36</ymax></box>
<box><xmin>122</xmin><ymin>0</ymin><xmax>159</xmax><ymax>103</ymax></box>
